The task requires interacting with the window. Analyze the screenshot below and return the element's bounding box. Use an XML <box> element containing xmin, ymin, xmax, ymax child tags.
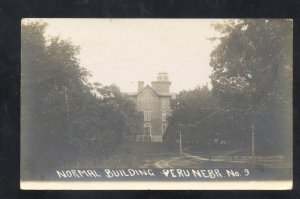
<box><xmin>144</xmin><ymin>111</ymin><xmax>151</xmax><ymax>121</ymax></box>
<box><xmin>144</xmin><ymin>123</ymin><xmax>151</xmax><ymax>135</ymax></box>
<box><xmin>162</xmin><ymin>111</ymin><xmax>167</xmax><ymax>121</ymax></box>
<box><xmin>144</xmin><ymin>98</ymin><xmax>151</xmax><ymax>108</ymax></box>
<box><xmin>162</xmin><ymin>124</ymin><xmax>167</xmax><ymax>134</ymax></box>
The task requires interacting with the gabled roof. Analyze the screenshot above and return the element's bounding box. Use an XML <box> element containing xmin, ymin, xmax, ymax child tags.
<box><xmin>127</xmin><ymin>85</ymin><xmax>154</xmax><ymax>96</ymax></box>
<box><xmin>137</xmin><ymin>85</ymin><xmax>159</xmax><ymax>97</ymax></box>
<box><xmin>127</xmin><ymin>85</ymin><xmax>175</xmax><ymax>98</ymax></box>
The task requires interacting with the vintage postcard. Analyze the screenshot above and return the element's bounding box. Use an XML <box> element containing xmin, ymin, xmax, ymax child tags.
<box><xmin>20</xmin><ymin>18</ymin><xmax>293</xmax><ymax>190</ymax></box>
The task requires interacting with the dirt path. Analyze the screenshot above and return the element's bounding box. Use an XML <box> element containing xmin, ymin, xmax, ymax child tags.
<box><xmin>154</xmin><ymin>155</ymin><xmax>186</xmax><ymax>168</ymax></box>
<box><xmin>152</xmin><ymin>149</ymin><xmax>246</xmax><ymax>168</ymax></box>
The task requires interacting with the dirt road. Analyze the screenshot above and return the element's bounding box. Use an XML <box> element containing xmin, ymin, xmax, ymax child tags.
<box><xmin>151</xmin><ymin>149</ymin><xmax>246</xmax><ymax>168</ymax></box>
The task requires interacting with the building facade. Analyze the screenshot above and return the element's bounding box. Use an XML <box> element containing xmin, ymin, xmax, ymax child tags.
<box><xmin>128</xmin><ymin>72</ymin><xmax>174</xmax><ymax>142</ymax></box>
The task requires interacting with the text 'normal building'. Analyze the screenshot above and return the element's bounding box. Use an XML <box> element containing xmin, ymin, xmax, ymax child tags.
<box><xmin>128</xmin><ymin>72</ymin><xmax>175</xmax><ymax>142</ymax></box>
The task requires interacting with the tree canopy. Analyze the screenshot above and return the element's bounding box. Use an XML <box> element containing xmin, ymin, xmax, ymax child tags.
<box><xmin>21</xmin><ymin>21</ymin><xmax>143</xmax><ymax>179</ymax></box>
<box><xmin>210</xmin><ymin>19</ymin><xmax>292</xmax><ymax>109</ymax></box>
<box><xmin>209</xmin><ymin>19</ymin><xmax>292</xmax><ymax>154</ymax></box>
<box><xmin>163</xmin><ymin>19</ymin><xmax>292</xmax><ymax>155</ymax></box>
<box><xmin>163</xmin><ymin>86</ymin><xmax>219</xmax><ymax>147</ymax></box>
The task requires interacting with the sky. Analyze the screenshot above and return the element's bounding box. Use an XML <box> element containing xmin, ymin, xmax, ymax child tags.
<box><xmin>30</xmin><ymin>19</ymin><xmax>222</xmax><ymax>93</ymax></box>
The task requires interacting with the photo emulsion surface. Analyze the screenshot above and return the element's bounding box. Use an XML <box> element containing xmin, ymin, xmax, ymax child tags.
<box><xmin>21</xmin><ymin>19</ymin><xmax>293</xmax><ymax>190</ymax></box>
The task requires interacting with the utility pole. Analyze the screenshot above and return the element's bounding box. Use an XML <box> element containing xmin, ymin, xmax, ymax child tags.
<box><xmin>179</xmin><ymin>130</ymin><xmax>182</xmax><ymax>156</ymax></box>
<box><xmin>251</xmin><ymin>123</ymin><xmax>255</xmax><ymax>167</ymax></box>
<box><xmin>64</xmin><ymin>86</ymin><xmax>71</xmax><ymax>136</ymax></box>
<box><xmin>209</xmin><ymin>116</ymin><xmax>212</xmax><ymax>161</ymax></box>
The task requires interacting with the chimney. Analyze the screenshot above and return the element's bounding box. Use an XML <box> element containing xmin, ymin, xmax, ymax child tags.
<box><xmin>138</xmin><ymin>81</ymin><xmax>144</xmax><ymax>92</ymax></box>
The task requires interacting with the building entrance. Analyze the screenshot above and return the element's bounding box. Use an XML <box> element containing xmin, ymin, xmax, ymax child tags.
<box><xmin>143</xmin><ymin>123</ymin><xmax>152</xmax><ymax>142</ymax></box>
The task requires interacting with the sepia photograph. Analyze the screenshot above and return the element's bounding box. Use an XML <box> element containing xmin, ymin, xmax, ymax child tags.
<box><xmin>20</xmin><ymin>18</ymin><xmax>292</xmax><ymax>190</ymax></box>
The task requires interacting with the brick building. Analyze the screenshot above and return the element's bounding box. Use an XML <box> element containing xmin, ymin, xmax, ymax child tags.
<box><xmin>128</xmin><ymin>72</ymin><xmax>175</xmax><ymax>142</ymax></box>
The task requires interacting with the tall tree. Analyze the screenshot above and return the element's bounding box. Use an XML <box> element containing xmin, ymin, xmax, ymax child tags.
<box><xmin>21</xmin><ymin>21</ymin><xmax>143</xmax><ymax>179</ymax></box>
<box><xmin>210</xmin><ymin>19</ymin><xmax>292</xmax><ymax>154</ymax></box>
<box><xmin>163</xmin><ymin>85</ymin><xmax>219</xmax><ymax>148</ymax></box>
<box><xmin>21</xmin><ymin>20</ymin><xmax>93</xmax><ymax>174</ymax></box>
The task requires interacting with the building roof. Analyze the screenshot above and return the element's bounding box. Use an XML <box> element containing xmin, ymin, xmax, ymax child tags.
<box><xmin>126</xmin><ymin>85</ymin><xmax>176</xmax><ymax>99</ymax></box>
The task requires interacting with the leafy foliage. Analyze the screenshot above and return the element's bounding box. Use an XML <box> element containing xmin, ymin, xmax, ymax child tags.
<box><xmin>21</xmin><ymin>21</ymin><xmax>142</xmax><ymax>178</ymax></box>
<box><xmin>164</xmin><ymin>19</ymin><xmax>292</xmax><ymax>155</ymax></box>
<box><xmin>163</xmin><ymin>86</ymin><xmax>219</xmax><ymax>146</ymax></box>
<box><xmin>210</xmin><ymin>19</ymin><xmax>292</xmax><ymax>154</ymax></box>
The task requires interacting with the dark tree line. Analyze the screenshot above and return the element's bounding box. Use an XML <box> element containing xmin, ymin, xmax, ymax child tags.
<box><xmin>21</xmin><ymin>21</ymin><xmax>142</xmax><ymax>179</ymax></box>
<box><xmin>163</xmin><ymin>86</ymin><xmax>220</xmax><ymax>148</ymax></box>
<box><xmin>164</xmin><ymin>19</ymin><xmax>292</xmax><ymax>156</ymax></box>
